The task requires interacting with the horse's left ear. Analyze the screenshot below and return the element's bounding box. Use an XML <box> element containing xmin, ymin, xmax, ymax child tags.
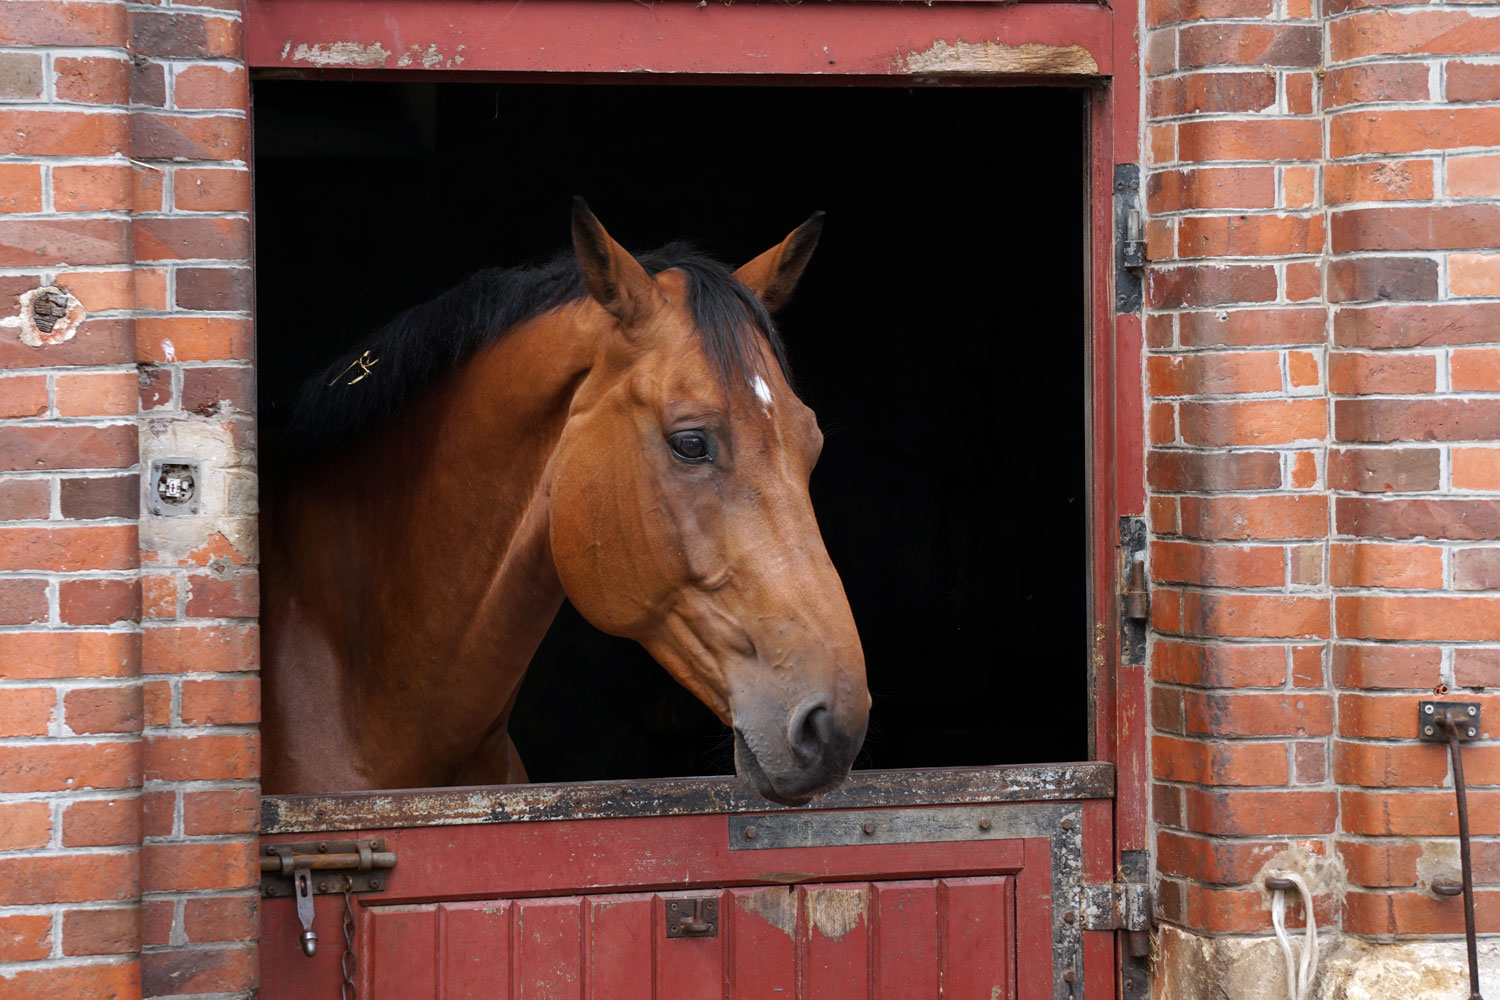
<box><xmin>735</xmin><ymin>212</ymin><xmax>825</xmax><ymax>313</ymax></box>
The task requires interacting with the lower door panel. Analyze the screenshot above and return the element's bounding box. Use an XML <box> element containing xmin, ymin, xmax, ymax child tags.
<box><xmin>258</xmin><ymin>767</ymin><xmax>1116</xmax><ymax>1000</ymax></box>
<box><xmin>363</xmin><ymin>878</ymin><xmax>1015</xmax><ymax>999</ymax></box>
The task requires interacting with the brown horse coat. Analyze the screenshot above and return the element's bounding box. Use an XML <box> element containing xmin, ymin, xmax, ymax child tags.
<box><xmin>263</xmin><ymin>203</ymin><xmax>868</xmax><ymax>805</ymax></box>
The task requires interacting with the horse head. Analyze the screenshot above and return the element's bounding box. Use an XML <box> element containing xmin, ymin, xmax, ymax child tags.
<box><xmin>547</xmin><ymin>201</ymin><xmax>870</xmax><ymax>806</ymax></box>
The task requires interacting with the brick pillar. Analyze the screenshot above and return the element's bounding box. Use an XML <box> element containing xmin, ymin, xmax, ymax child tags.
<box><xmin>1</xmin><ymin>3</ymin><xmax>145</xmax><ymax>996</ymax></box>
<box><xmin>0</xmin><ymin>2</ymin><xmax>257</xmax><ymax>998</ymax></box>
<box><xmin>1144</xmin><ymin>0</ymin><xmax>1499</xmax><ymax>994</ymax></box>
<box><xmin>1143</xmin><ymin>0</ymin><xmax>1336</xmax><ymax>950</ymax></box>
<box><xmin>1324</xmin><ymin>1</ymin><xmax>1500</xmax><ymax>946</ymax></box>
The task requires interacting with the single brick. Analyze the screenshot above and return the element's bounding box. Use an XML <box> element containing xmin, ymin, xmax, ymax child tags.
<box><xmin>0</xmin><ymin>52</ymin><xmax>43</xmax><ymax>100</ymax></box>
<box><xmin>1455</xmin><ymin>547</ymin><xmax>1500</xmax><ymax>591</ymax></box>
<box><xmin>54</xmin><ymin>55</ymin><xmax>129</xmax><ymax>105</ymax></box>
<box><xmin>0</xmin><ymin>163</ymin><xmax>43</xmax><ymax>213</ymax></box>
<box><xmin>1329</xmin><ymin>353</ymin><xmax>1437</xmax><ymax>395</ymax></box>
<box><xmin>1333</xmin><ymin>643</ymin><xmax>1442</xmax><ymax>690</ymax></box>
<box><xmin>1328</xmin><ymin>256</ymin><xmax>1439</xmax><ymax>303</ymax></box>
<box><xmin>61</xmin><ymin>906</ymin><xmax>139</xmax><ymax>956</ymax></box>
<box><xmin>1336</xmin><ymin>398</ymin><xmax>1500</xmax><ymax>443</ymax></box>
<box><xmin>0</xmin><ymin>687</ymin><xmax>53</xmax><ymax>738</ymax></box>
<box><xmin>61</xmin><ymin>796</ymin><xmax>141</xmax><ymax>847</ymax></box>
<box><xmin>59</xmin><ymin>474</ymin><xmax>138</xmax><ymax>519</ymax></box>
<box><xmin>1330</xmin><ymin>543</ymin><xmax>1444</xmax><ymax>589</ymax></box>
<box><xmin>1337</xmin><ymin>497</ymin><xmax>1500</xmax><ymax>540</ymax></box>
<box><xmin>1180</xmin><ymin>495</ymin><xmax>1328</xmax><ymax>541</ymax></box>
<box><xmin>0</xmin><ymin>577</ymin><xmax>49</xmax><ymax>628</ymax></box>
<box><xmin>64</xmin><ymin>684</ymin><xmax>143</xmax><ymax>734</ymax></box>
<box><xmin>176</xmin><ymin>267</ymin><xmax>251</xmax><ymax>311</ymax></box>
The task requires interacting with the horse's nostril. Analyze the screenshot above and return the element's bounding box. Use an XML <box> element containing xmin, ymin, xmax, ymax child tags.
<box><xmin>788</xmin><ymin>696</ymin><xmax>833</xmax><ymax>764</ymax></box>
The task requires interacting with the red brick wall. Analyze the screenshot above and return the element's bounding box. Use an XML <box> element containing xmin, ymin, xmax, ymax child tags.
<box><xmin>0</xmin><ymin>1</ymin><xmax>256</xmax><ymax>997</ymax></box>
<box><xmin>1144</xmin><ymin>0</ymin><xmax>1499</xmax><ymax>959</ymax></box>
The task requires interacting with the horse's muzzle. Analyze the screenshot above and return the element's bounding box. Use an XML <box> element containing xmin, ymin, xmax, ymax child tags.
<box><xmin>732</xmin><ymin>694</ymin><xmax>867</xmax><ymax>806</ymax></box>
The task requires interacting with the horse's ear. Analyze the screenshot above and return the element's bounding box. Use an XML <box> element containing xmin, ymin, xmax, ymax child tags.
<box><xmin>571</xmin><ymin>197</ymin><xmax>660</xmax><ymax>327</ymax></box>
<box><xmin>735</xmin><ymin>212</ymin><xmax>825</xmax><ymax>313</ymax></box>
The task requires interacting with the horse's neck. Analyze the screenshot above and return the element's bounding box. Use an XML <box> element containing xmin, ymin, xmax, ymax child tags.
<box><xmin>270</xmin><ymin>308</ymin><xmax>596</xmax><ymax>788</ymax></box>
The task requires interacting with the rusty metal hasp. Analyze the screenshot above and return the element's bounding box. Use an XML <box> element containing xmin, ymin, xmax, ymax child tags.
<box><xmin>665</xmin><ymin>897</ymin><xmax>719</xmax><ymax>939</ymax></box>
<box><xmin>261</xmin><ymin>840</ymin><xmax>396</xmax><ymax>959</ymax></box>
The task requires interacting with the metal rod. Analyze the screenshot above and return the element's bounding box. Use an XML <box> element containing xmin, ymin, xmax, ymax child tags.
<box><xmin>1439</xmin><ymin>709</ymin><xmax>1484</xmax><ymax>1000</ymax></box>
<box><xmin>260</xmin><ymin>852</ymin><xmax>397</xmax><ymax>874</ymax></box>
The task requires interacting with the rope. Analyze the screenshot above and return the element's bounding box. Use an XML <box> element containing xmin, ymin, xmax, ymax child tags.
<box><xmin>1269</xmin><ymin>873</ymin><xmax>1319</xmax><ymax>1000</ymax></box>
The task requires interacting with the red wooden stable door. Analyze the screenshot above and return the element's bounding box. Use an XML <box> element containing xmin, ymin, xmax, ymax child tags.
<box><xmin>260</xmin><ymin>769</ymin><xmax>1117</xmax><ymax>999</ymax></box>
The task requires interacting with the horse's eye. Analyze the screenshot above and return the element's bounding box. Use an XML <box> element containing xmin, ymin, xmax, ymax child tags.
<box><xmin>668</xmin><ymin>431</ymin><xmax>711</xmax><ymax>463</ymax></box>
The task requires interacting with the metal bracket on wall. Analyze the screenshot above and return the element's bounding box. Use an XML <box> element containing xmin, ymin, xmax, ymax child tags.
<box><xmin>1120</xmin><ymin>516</ymin><xmax>1149</xmax><ymax>667</ymax></box>
<box><xmin>1114</xmin><ymin>163</ymin><xmax>1145</xmax><ymax>314</ymax></box>
<box><xmin>1419</xmin><ymin>701</ymin><xmax>1486</xmax><ymax>1000</ymax></box>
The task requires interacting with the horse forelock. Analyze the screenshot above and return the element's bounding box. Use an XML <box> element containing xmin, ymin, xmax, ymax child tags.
<box><xmin>281</xmin><ymin>243</ymin><xmax>790</xmax><ymax>453</ymax></box>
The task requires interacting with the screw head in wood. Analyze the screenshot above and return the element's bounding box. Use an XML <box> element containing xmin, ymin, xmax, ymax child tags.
<box><xmin>862</xmin><ymin>821</ymin><xmax>876</xmax><ymax>835</ymax></box>
<box><xmin>743</xmin><ymin>826</ymin><xmax>757</xmax><ymax>840</ymax></box>
<box><xmin>979</xmin><ymin>817</ymin><xmax>991</xmax><ymax>831</ymax></box>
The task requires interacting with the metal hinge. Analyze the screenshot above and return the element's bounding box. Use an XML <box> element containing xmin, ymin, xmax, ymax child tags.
<box><xmin>1077</xmin><ymin>880</ymin><xmax>1151</xmax><ymax>932</ymax></box>
<box><xmin>1120</xmin><ymin>516</ymin><xmax>1149</xmax><ymax>667</ymax></box>
<box><xmin>1114</xmin><ymin>163</ymin><xmax>1145</xmax><ymax>313</ymax></box>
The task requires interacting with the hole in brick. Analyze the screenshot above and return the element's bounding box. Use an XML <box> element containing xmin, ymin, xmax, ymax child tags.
<box><xmin>10</xmin><ymin>285</ymin><xmax>86</xmax><ymax>347</ymax></box>
<box><xmin>31</xmin><ymin>288</ymin><xmax>70</xmax><ymax>333</ymax></box>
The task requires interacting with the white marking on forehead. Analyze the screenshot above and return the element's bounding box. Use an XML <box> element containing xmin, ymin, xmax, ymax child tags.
<box><xmin>752</xmin><ymin>375</ymin><xmax>773</xmax><ymax>409</ymax></box>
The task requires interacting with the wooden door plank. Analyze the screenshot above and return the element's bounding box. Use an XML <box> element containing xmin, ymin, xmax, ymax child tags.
<box><xmin>654</xmin><ymin>892</ymin><xmax>725</xmax><ymax>1000</ymax></box>
<box><xmin>438</xmin><ymin>901</ymin><xmax>513</xmax><ymax>999</ymax></box>
<box><xmin>369</xmin><ymin>906</ymin><xmax>438</xmax><ymax>1000</ymax></box>
<box><xmin>586</xmin><ymin>894</ymin><xmax>654</xmax><ymax>1000</ymax></box>
<box><xmin>261</xmin><ymin>893</ymin><xmax>346</xmax><ymax>997</ymax></box>
<box><xmin>515</xmin><ymin>897</ymin><xmax>584</xmax><ymax>1000</ymax></box>
<box><xmin>1013</xmin><ymin>839</ymin><xmax>1055</xmax><ymax>1000</ymax></box>
<box><xmin>938</xmin><ymin>877</ymin><xmax>1014</xmax><ymax>1000</ymax></box>
<box><xmin>871</xmin><ymin>881</ymin><xmax>939</xmax><ymax>1000</ymax></box>
<box><xmin>800</xmin><ymin>884</ymin><xmax>870</xmax><ymax>999</ymax></box>
<box><xmin>726</xmin><ymin>886</ymin><xmax>798</xmax><ymax>1000</ymax></box>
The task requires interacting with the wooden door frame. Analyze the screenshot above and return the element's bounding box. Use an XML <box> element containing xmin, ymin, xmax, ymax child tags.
<box><xmin>246</xmin><ymin>0</ymin><xmax>1146</xmax><ymax>991</ymax></box>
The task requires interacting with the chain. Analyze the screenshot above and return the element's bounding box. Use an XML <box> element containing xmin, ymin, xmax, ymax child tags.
<box><xmin>340</xmin><ymin>878</ymin><xmax>358</xmax><ymax>1000</ymax></box>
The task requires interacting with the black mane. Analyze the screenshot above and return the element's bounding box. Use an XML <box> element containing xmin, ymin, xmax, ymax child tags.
<box><xmin>285</xmin><ymin>243</ymin><xmax>789</xmax><ymax>451</ymax></box>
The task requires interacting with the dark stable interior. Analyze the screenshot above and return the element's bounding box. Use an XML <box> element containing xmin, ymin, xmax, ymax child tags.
<box><xmin>254</xmin><ymin>80</ymin><xmax>1090</xmax><ymax>783</ymax></box>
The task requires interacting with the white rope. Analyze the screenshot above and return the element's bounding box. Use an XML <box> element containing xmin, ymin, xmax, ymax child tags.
<box><xmin>1269</xmin><ymin>872</ymin><xmax>1320</xmax><ymax>1000</ymax></box>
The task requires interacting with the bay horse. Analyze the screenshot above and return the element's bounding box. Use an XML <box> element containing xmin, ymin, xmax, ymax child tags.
<box><xmin>261</xmin><ymin>200</ymin><xmax>870</xmax><ymax>806</ymax></box>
